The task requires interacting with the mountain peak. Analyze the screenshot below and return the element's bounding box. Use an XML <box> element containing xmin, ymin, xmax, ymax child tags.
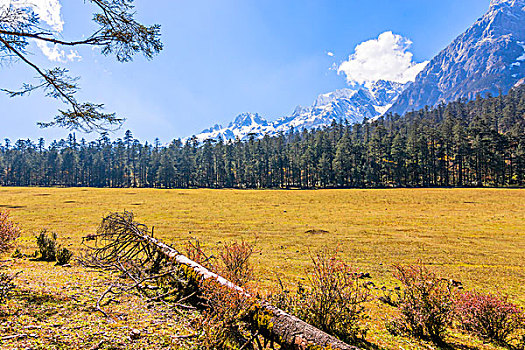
<box><xmin>229</xmin><ymin>112</ymin><xmax>268</xmax><ymax>128</ymax></box>
<box><xmin>366</xmin><ymin>80</ymin><xmax>407</xmax><ymax>101</ymax></box>
<box><xmin>490</xmin><ymin>0</ymin><xmax>525</xmax><ymax>8</ymax></box>
<box><xmin>313</xmin><ymin>89</ymin><xmax>357</xmax><ymax>107</ymax></box>
<box><xmin>389</xmin><ymin>0</ymin><xmax>525</xmax><ymax>115</ymax></box>
<box><xmin>188</xmin><ymin>80</ymin><xmax>408</xmax><ymax>142</ymax></box>
<box><xmin>200</xmin><ymin>124</ymin><xmax>222</xmax><ymax>134</ymax></box>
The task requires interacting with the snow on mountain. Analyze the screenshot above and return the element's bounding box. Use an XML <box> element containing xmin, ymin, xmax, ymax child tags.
<box><xmin>389</xmin><ymin>0</ymin><xmax>525</xmax><ymax>115</ymax></box>
<box><xmin>189</xmin><ymin>0</ymin><xmax>525</xmax><ymax>141</ymax></box>
<box><xmin>189</xmin><ymin>80</ymin><xmax>406</xmax><ymax>142</ymax></box>
<box><xmin>489</xmin><ymin>0</ymin><xmax>524</xmax><ymax>8</ymax></box>
<box><xmin>189</xmin><ymin>113</ymin><xmax>272</xmax><ymax>142</ymax></box>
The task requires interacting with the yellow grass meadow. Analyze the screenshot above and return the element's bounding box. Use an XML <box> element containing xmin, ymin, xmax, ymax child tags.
<box><xmin>1</xmin><ymin>187</ymin><xmax>524</xmax><ymax>349</ymax></box>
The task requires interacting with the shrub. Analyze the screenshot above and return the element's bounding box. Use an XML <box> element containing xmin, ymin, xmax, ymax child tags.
<box><xmin>218</xmin><ymin>241</ymin><xmax>254</xmax><ymax>287</ymax></box>
<box><xmin>36</xmin><ymin>230</ymin><xmax>58</xmax><ymax>261</ymax></box>
<box><xmin>0</xmin><ymin>210</ymin><xmax>21</xmax><ymax>255</ymax></box>
<box><xmin>0</xmin><ymin>211</ymin><xmax>21</xmax><ymax>304</ymax></box>
<box><xmin>36</xmin><ymin>230</ymin><xmax>73</xmax><ymax>264</ymax></box>
<box><xmin>194</xmin><ymin>279</ymin><xmax>255</xmax><ymax>349</ymax></box>
<box><xmin>191</xmin><ymin>241</ymin><xmax>257</xmax><ymax>349</ymax></box>
<box><xmin>272</xmin><ymin>248</ymin><xmax>370</xmax><ymax>343</ymax></box>
<box><xmin>387</xmin><ymin>264</ymin><xmax>456</xmax><ymax>343</ymax></box>
<box><xmin>455</xmin><ymin>291</ymin><xmax>525</xmax><ymax>345</ymax></box>
<box><xmin>56</xmin><ymin>247</ymin><xmax>73</xmax><ymax>266</ymax></box>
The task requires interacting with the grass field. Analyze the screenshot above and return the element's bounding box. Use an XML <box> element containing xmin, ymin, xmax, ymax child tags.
<box><xmin>1</xmin><ymin>187</ymin><xmax>524</xmax><ymax>349</ymax></box>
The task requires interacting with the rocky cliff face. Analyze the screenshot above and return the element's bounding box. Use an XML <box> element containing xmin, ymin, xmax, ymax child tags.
<box><xmin>389</xmin><ymin>0</ymin><xmax>525</xmax><ymax>115</ymax></box>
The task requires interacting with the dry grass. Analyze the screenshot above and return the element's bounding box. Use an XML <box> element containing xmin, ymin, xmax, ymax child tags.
<box><xmin>1</xmin><ymin>187</ymin><xmax>524</xmax><ymax>349</ymax></box>
<box><xmin>0</xmin><ymin>259</ymin><xmax>196</xmax><ymax>349</ymax></box>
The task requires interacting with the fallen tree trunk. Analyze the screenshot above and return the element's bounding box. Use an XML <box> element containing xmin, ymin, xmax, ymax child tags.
<box><xmin>140</xmin><ymin>234</ymin><xmax>360</xmax><ymax>350</ymax></box>
<box><xmin>83</xmin><ymin>212</ymin><xmax>361</xmax><ymax>350</ymax></box>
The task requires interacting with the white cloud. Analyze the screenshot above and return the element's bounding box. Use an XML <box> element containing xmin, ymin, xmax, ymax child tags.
<box><xmin>35</xmin><ymin>40</ymin><xmax>64</xmax><ymax>61</ymax></box>
<box><xmin>66</xmin><ymin>50</ymin><xmax>82</xmax><ymax>61</ymax></box>
<box><xmin>36</xmin><ymin>40</ymin><xmax>81</xmax><ymax>62</ymax></box>
<box><xmin>0</xmin><ymin>0</ymin><xmax>64</xmax><ymax>31</ymax></box>
<box><xmin>1</xmin><ymin>0</ymin><xmax>83</xmax><ymax>62</ymax></box>
<box><xmin>327</xmin><ymin>51</ymin><xmax>334</xmax><ymax>57</ymax></box>
<box><xmin>338</xmin><ymin>31</ymin><xmax>429</xmax><ymax>85</ymax></box>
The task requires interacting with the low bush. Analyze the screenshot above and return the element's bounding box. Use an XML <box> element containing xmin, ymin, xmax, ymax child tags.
<box><xmin>194</xmin><ymin>279</ymin><xmax>255</xmax><ymax>349</ymax></box>
<box><xmin>0</xmin><ymin>211</ymin><xmax>21</xmax><ymax>304</ymax></box>
<box><xmin>0</xmin><ymin>210</ymin><xmax>21</xmax><ymax>255</ymax></box>
<box><xmin>36</xmin><ymin>230</ymin><xmax>58</xmax><ymax>261</ymax></box>
<box><xmin>272</xmin><ymin>248</ymin><xmax>370</xmax><ymax>343</ymax></box>
<box><xmin>192</xmin><ymin>241</ymin><xmax>257</xmax><ymax>349</ymax></box>
<box><xmin>218</xmin><ymin>241</ymin><xmax>254</xmax><ymax>287</ymax></box>
<box><xmin>36</xmin><ymin>230</ymin><xmax>73</xmax><ymax>264</ymax></box>
<box><xmin>186</xmin><ymin>239</ymin><xmax>215</xmax><ymax>270</ymax></box>
<box><xmin>455</xmin><ymin>290</ymin><xmax>525</xmax><ymax>345</ymax></box>
<box><xmin>387</xmin><ymin>264</ymin><xmax>456</xmax><ymax>343</ymax></box>
<box><xmin>56</xmin><ymin>246</ymin><xmax>74</xmax><ymax>266</ymax></box>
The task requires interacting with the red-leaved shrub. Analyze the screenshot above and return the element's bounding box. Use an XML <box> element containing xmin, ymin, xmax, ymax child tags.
<box><xmin>0</xmin><ymin>211</ymin><xmax>21</xmax><ymax>304</ymax></box>
<box><xmin>186</xmin><ymin>239</ymin><xmax>216</xmax><ymax>272</ymax></box>
<box><xmin>219</xmin><ymin>241</ymin><xmax>254</xmax><ymax>287</ymax></box>
<box><xmin>306</xmin><ymin>248</ymin><xmax>370</xmax><ymax>341</ymax></box>
<box><xmin>388</xmin><ymin>264</ymin><xmax>456</xmax><ymax>343</ymax></box>
<box><xmin>272</xmin><ymin>248</ymin><xmax>370</xmax><ymax>343</ymax></box>
<box><xmin>194</xmin><ymin>278</ymin><xmax>255</xmax><ymax>349</ymax></box>
<box><xmin>455</xmin><ymin>291</ymin><xmax>525</xmax><ymax>345</ymax></box>
<box><xmin>185</xmin><ymin>239</ymin><xmax>255</xmax><ymax>287</ymax></box>
<box><xmin>191</xmin><ymin>241</ymin><xmax>257</xmax><ymax>349</ymax></box>
<box><xmin>0</xmin><ymin>210</ymin><xmax>21</xmax><ymax>255</ymax></box>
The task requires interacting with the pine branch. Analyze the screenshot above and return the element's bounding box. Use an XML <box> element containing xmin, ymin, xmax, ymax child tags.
<box><xmin>0</xmin><ymin>0</ymin><xmax>162</xmax><ymax>132</ymax></box>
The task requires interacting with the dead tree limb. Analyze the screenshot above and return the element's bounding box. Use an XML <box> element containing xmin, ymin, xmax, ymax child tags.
<box><xmin>82</xmin><ymin>212</ymin><xmax>361</xmax><ymax>350</ymax></box>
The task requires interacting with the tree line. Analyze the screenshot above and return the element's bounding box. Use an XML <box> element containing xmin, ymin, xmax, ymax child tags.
<box><xmin>1</xmin><ymin>86</ymin><xmax>524</xmax><ymax>188</ymax></box>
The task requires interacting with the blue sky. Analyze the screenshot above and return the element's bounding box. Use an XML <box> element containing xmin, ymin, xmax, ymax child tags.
<box><xmin>0</xmin><ymin>0</ymin><xmax>490</xmax><ymax>143</ymax></box>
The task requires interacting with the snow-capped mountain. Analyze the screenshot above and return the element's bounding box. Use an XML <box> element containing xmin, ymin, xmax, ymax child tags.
<box><xmin>193</xmin><ymin>113</ymin><xmax>272</xmax><ymax>142</ymax></box>
<box><xmin>189</xmin><ymin>0</ymin><xmax>525</xmax><ymax>142</ymax></box>
<box><xmin>389</xmin><ymin>0</ymin><xmax>525</xmax><ymax>115</ymax></box>
<box><xmin>190</xmin><ymin>80</ymin><xmax>406</xmax><ymax>142</ymax></box>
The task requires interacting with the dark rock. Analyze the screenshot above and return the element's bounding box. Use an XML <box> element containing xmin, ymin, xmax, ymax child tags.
<box><xmin>130</xmin><ymin>329</ymin><xmax>141</xmax><ymax>340</ymax></box>
<box><xmin>305</xmin><ymin>229</ymin><xmax>329</xmax><ymax>235</ymax></box>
